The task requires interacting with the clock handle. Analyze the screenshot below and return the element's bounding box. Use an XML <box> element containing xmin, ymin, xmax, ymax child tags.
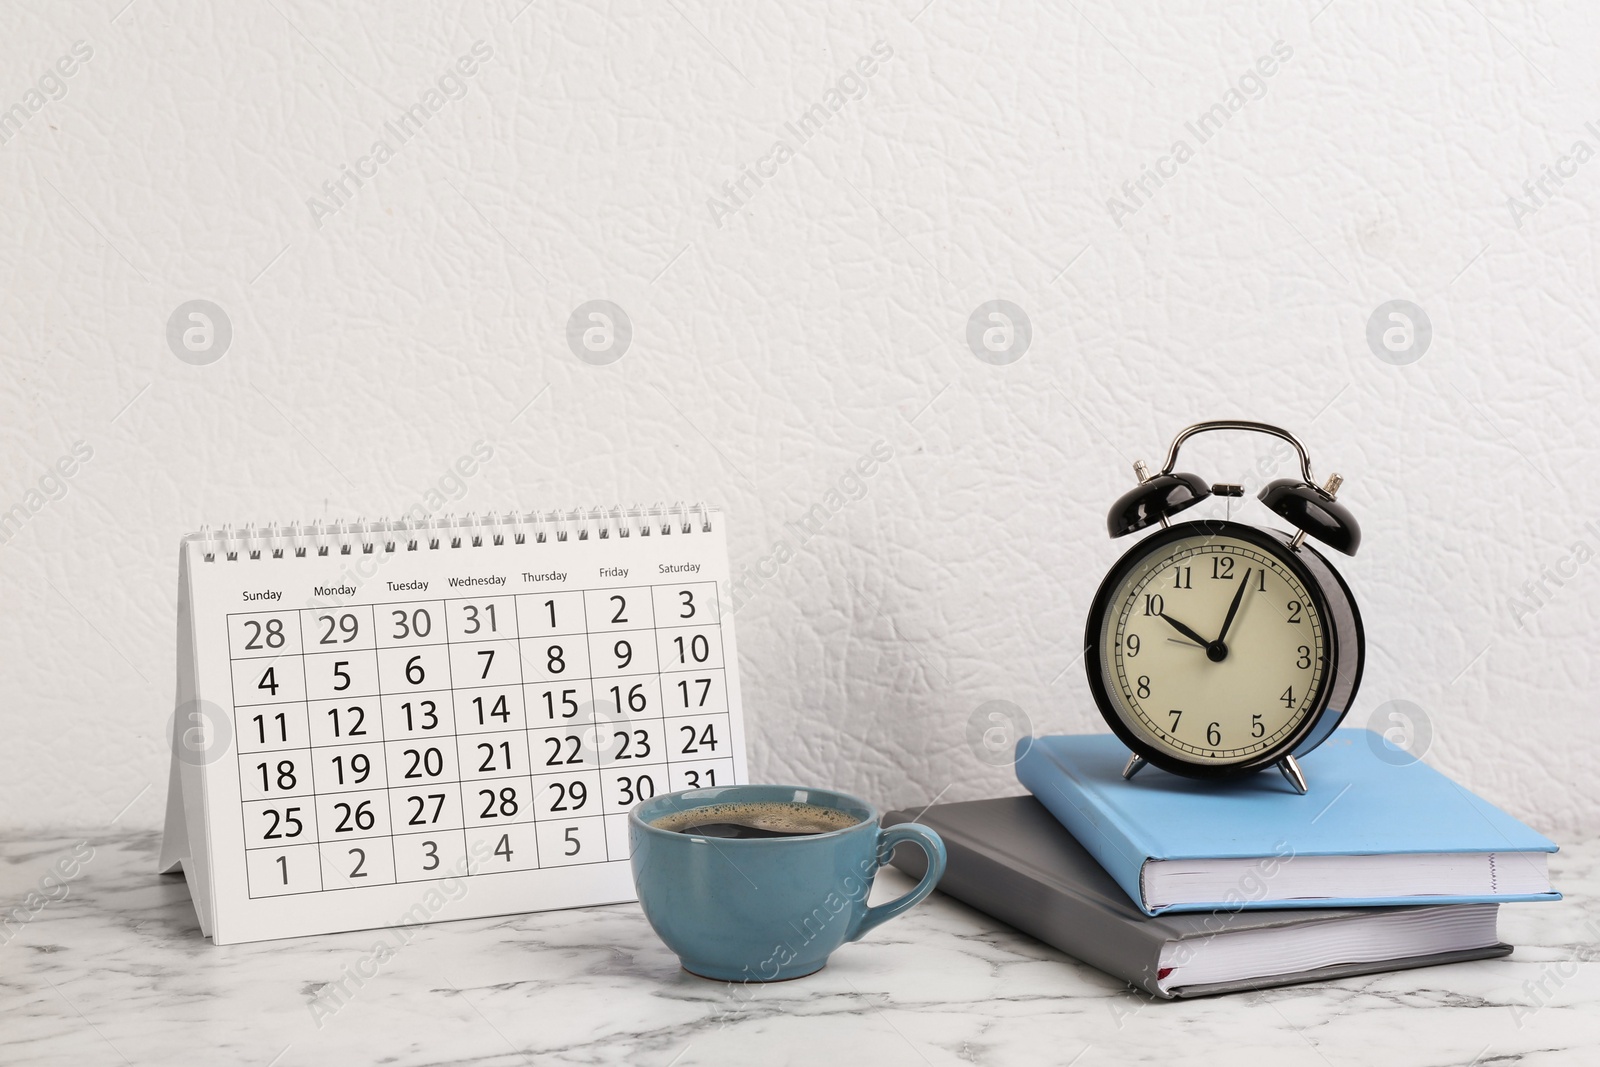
<box><xmin>1157</xmin><ymin>420</ymin><xmax>1317</xmax><ymax>485</ymax></box>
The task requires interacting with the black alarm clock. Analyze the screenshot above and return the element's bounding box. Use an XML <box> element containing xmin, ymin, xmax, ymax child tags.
<box><xmin>1083</xmin><ymin>420</ymin><xmax>1364</xmax><ymax>794</ymax></box>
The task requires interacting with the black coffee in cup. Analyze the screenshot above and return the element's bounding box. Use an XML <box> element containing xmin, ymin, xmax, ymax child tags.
<box><xmin>650</xmin><ymin>800</ymin><xmax>863</xmax><ymax>839</ymax></box>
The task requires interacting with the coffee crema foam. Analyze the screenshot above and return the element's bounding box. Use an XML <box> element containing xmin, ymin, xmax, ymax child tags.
<box><xmin>649</xmin><ymin>800</ymin><xmax>861</xmax><ymax>835</ymax></box>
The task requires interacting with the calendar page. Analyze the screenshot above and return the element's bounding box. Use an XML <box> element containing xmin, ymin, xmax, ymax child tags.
<box><xmin>160</xmin><ymin>509</ymin><xmax>747</xmax><ymax>944</ymax></box>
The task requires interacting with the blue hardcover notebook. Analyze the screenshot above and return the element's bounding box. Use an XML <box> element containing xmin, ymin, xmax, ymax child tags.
<box><xmin>1015</xmin><ymin>729</ymin><xmax>1560</xmax><ymax>916</ymax></box>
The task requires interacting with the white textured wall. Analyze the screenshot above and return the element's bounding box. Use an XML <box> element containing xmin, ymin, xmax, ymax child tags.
<box><xmin>3</xmin><ymin>2</ymin><xmax>1597</xmax><ymax>838</ymax></box>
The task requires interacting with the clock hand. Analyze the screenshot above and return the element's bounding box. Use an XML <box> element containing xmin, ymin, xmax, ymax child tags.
<box><xmin>1214</xmin><ymin>568</ymin><xmax>1253</xmax><ymax>647</ymax></box>
<box><xmin>1158</xmin><ymin>613</ymin><xmax>1209</xmax><ymax>648</ymax></box>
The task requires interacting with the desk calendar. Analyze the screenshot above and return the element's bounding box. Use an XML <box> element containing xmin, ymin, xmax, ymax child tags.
<box><xmin>158</xmin><ymin>507</ymin><xmax>748</xmax><ymax>944</ymax></box>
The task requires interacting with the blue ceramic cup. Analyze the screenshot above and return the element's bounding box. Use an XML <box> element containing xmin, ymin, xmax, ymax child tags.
<box><xmin>629</xmin><ymin>784</ymin><xmax>947</xmax><ymax>982</ymax></box>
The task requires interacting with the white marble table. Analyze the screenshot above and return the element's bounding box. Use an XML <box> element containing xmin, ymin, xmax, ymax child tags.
<box><xmin>3</xmin><ymin>827</ymin><xmax>1597</xmax><ymax>1066</ymax></box>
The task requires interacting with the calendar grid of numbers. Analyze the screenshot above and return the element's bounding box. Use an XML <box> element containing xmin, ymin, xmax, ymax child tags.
<box><xmin>161</xmin><ymin>508</ymin><xmax>748</xmax><ymax>944</ymax></box>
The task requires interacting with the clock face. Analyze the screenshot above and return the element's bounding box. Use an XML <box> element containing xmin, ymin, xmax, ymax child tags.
<box><xmin>1092</xmin><ymin>526</ymin><xmax>1331</xmax><ymax>767</ymax></box>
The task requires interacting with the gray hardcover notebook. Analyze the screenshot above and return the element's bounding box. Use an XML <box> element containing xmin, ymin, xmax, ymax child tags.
<box><xmin>886</xmin><ymin>796</ymin><xmax>1512</xmax><ymax>999</ymax></box>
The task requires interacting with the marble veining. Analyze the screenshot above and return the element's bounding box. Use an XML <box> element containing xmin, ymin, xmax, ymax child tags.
<box><xmin>2</xmin><ymin>829</ymin><xmax>1597</xmax><ymax>1066</ymax></box>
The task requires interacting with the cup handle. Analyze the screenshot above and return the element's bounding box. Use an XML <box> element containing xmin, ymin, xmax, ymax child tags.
<box><xmin>847</xmin><ymin>823</ymin><xmax>947</xmax><ymax>942</ymax></box>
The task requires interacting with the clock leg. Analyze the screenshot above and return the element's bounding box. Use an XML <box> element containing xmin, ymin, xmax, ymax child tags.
<box><xmin>1121</xmin><ymin>754</ymin><xmax>1148</xmax><ymax>781</ymax></box>
<box><xmin>1277</xmin><ymin>755</ymin><xmax>1308</xmax><ymax>795</ymax></box>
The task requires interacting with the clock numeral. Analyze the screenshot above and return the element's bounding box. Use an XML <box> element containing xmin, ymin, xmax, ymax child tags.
<box><xmin>1168</xmin><ymin>709</ymin><xmax>1182</xmax><ymax>731</ymax></box>
<box><xmin>1257</xmin><ymin>569</ymin><xmax>1267</xmax><ymax>593</ymax></box>
<box><xmin>1286</xmin><ymin>600</ymin><xmax>1303</xmax><ymax>624</ymax></box>
<box><xmin>1206</xmin><ymin>721</ymin><xmax>1221</xmax><ymax>746</ymax></box>
<box><xmin>1296</xmin><ymin>645</ymin><xmax>1311</xmax><ymax>669</ymax></box>
<box><xmin>1136</xmin><ymin>675</ymin><xmax>1150</xmax><ymax>699</ymax></box>
<box><xmin>1252</xmin><ymin>713</ymin><xmax>1265</xmax><ymax>738</ymax></box>
<box><xmin>1211</xmin><ymin>556</ymin><xmax>1234</xmax><ymax>580</ymax></box>
<box><xmin>1280</xmin><ymin>686</ymin><xmax>1295</xmax><ymax>708</ymax></box>
<box><xmin>1171</xmin><ymin>566</ymin><xmax>1192</xmax><ymax>589</ymax></box>
<box><xmin>1142</xmin><ymin>594</ymin><xmax>1164</xmax><ymax>617</ymax></box>
<box><xmin>1125</xmin><ymin>634</ymin><xmax>1140</xmax><ymax>658</ymax></box>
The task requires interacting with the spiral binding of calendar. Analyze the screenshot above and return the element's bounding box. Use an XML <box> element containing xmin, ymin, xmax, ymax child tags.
<box><xmin>196</xmin><ymin>503</ymin><xmax>715</xmax><ymax>562</ymax></box>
